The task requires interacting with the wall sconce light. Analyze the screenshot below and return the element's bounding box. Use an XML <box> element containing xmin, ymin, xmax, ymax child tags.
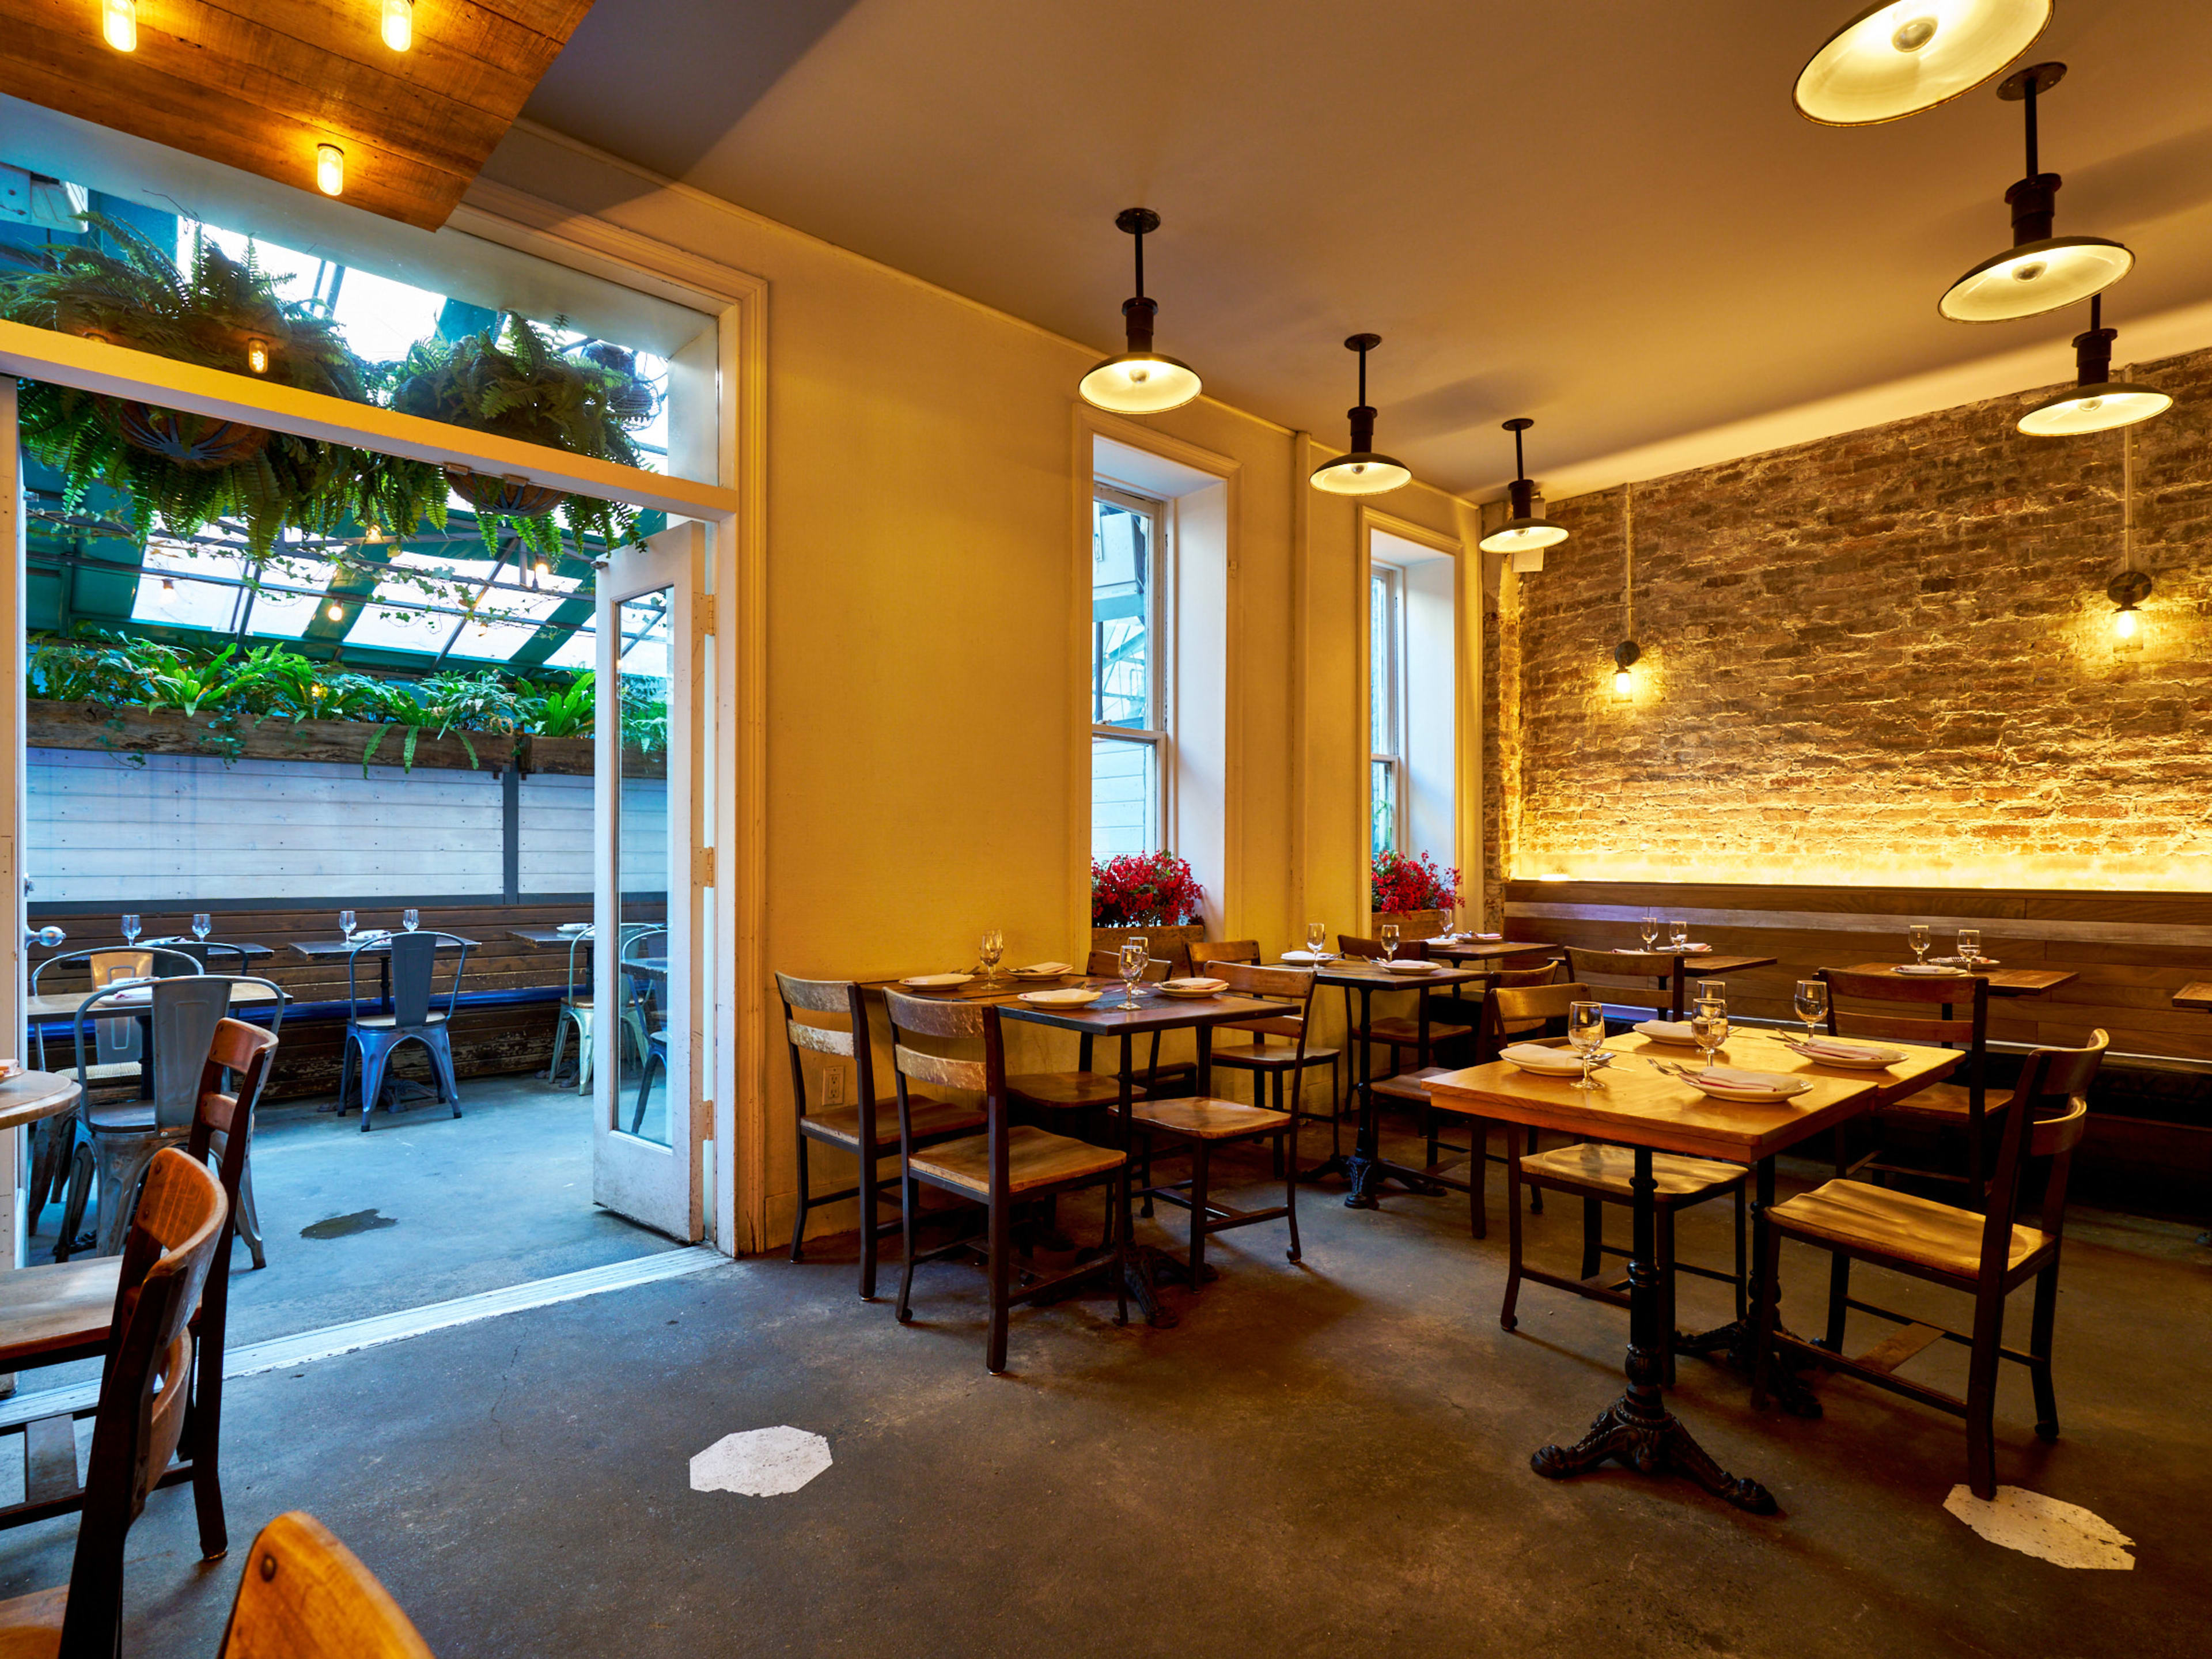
<box><xmin>1310</xmin><ymin>334</ymin><xmax>1412</xmax><ymax>495</ymax></box>
<box><xmin>1477</xmin><ymin>418</ymin><xmax>1570</xmax><ymax>554</ymax></box>
<box><xmin>2108</xmin><ymin>569</ymin><xmax>2150</xmax><ymax>639</ymax></box>
<box><xmin>101</xmin><ymin>0</ymin><xmax>135</xmax><ymax>52</ymax></box>
<box><xmin>2018</xmin><ymin>294</ymin><xmax>2171</xmax><ymax>435</ymax></box>
<box><xmin>245</xmin><ymin>337</ymin><xmax>269</xmax><ymax>374</ymax></box>
<box><xmin>1077</xmin><ymin>209</ymin><xmax>1202</xmax><ymax>415</ymax></box>
<box><xmin>1793</xmin><ymin>1</ymin><xmax>2051</xmax><ymax>126</ymax></box>
<box><xmin>1939</xmin><ymin>63</ymin><xmax>2131</xmax><ymax>323</ymax></box>
<box><xmin>382</xmin><ymin>0</ymin><xmax>412</xmax><ymax>52</ymax></box>
<box><xmin>1613</xmin><ymin>641</ymin><xmax>1640</xmax><ymax>699</ymax></box>
<box><xmin>316</xmin><ymin>143</ymin><xmax>345</xmax><ymax>198</ymax></box>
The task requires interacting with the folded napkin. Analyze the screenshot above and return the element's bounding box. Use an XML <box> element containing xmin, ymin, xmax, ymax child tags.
<box><xmin>1382</xmin><ymin>959</ymin><xmax>1436</xmax><ymax>974</ymax></box>
<box><xmin>1162</xmin><ymin>977</ymin><xmax>1226</xmax><ymax>992</ymax></box>
<box><xmin>1895</xmin><ymin>963</ymin><xmax>1964</xmax><ymax>976</ymax></box>
<box><xmin>1795</xmin><ymin>1037</ymin><xmax>1893</xmax><ymax>1062</ymax></box>
<box><xmin>1927</xmin><ymin>955</ymin><xmax>1998</xmax><ymax>969</ymax></box>
<box><xmin>1015</xmin><ymin>961</ymin><xmax>1074</xmax><ymax>976</ymax></box>
<box><xmin>1692</xmin><ymin>1067</ymin><xmax>1798</xmax><ymax>1092</ymax></box>
<box><xmin>1021</xmin><ymin>987</ymin><xmax>1098</xmax><ymax>1005</ymax></box>
<box><xmin>1473</xmin><ymin>933</ymin><xmax>1503</xmax><ymax>941</ymax></box>
<box><xmin>1501</xmin><ymin>1042</ymin><xmax>1601</xmax><ymax>1072</ymax></box>
<box><xmin>1636</xmin><ymin>1020</ymin><xmax>1699</xmax><ymax>1041</ymax></box>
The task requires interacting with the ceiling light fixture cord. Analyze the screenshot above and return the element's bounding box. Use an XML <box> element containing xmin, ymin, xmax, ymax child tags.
<box><xmin>1623</xmin><ymin>483</ymin><xmax>1635</xmax><ymax>641</ymax></box>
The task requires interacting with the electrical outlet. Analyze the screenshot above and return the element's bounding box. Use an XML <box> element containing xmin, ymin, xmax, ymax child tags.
<box><xmin>820</xmin><ymin>1064</ymin><xmax>846</xmax><ymax>1106</ymax></box>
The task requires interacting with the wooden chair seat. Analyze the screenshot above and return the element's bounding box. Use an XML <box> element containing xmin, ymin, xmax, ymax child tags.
<box><xmin>0</xmin><ymin>1585</ymin><xmax>69</xmax><ymax>1658</ymax></box>
<box><xmin>907</xmin><ymin>1126</ymin><xmax>1126</xmax><ymax>1199</ymax></box>
<box><xmin>801</xmin><ymin>1095</ymin><xmax>983</xmax><ymax>1151</ymax></box>
<box><xmin>1519</xmin><ymin>1143</ymin><xmax>1745</xmax><ymax>1203</ymax></box>
<box><xmin>0</xmin><ymin>1259</ymin><xmax>122</xmax><ymax>1370</ymax></box>
<box><xmin>1876</xmin><ymin>1080</ymin><xmax>1997</xmax><ymax>1123</ymax></box>
<box><xmin>1131</xmin><ymin>1096</ymin><xmax>1290</xmax><ymax>1142</ymax></box>
<box><xmin>1006</xmin><ymin>1071</ymin><xmax>1147</xmax><ymax>1108</ymax></box>
<box><xmin>1353</xmin><ymin>1015</ymin><xmax>1470</xmax><ymax>1047</ymax></box>
<box><xmin>1370</xmin><ymin>1065</ymin><xmax>1453</xmax><ymax>1106</ymax></box>
<box><xmin>1209</xmin><ymin>1038</ymin><xmax>1342</xmax><ymax>1072</ymax></box>
<box><xmin>1767</xmin><ymin>1178</ymin><xmax>2047</xmax><ymax>1279</ymax></box>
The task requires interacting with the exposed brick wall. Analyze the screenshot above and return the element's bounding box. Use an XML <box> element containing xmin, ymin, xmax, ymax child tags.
<box><xmin>1483</xmin><ymin>343</ymin><xmax>2212</xmax><ymax>890</ymax></box>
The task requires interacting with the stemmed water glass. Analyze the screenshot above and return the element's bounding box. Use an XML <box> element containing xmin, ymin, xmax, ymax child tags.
<box><xmin>1567</xmin><ymin>1001</ymin><xmax>1607</xmax><ymax>1090</ymax></box>
<box><xmin>1794</xmin><ymin>979</ymin><xmax>1828</xmax><ymax>1046</ymax></box>
<box><xmin>403</xmin><ymin>908</ymin><xmax>421</xmax><ymax>933</ymax></box>
<box><xmin>120</xmin><ymin>914</ymin><xmax>140</xmax><ymax>948</ymax></box>
<box><xmin>339</xmin><ymin>910</ymin><xmax>357</xmax><ymax>944</ymax></box>
<box><xmin>1118</xmin><ymin>938</ymin><xmax>1149</xmax><ymax>1009</ymax></box>
<box><xmin>191</xmin><ymin>912</ymin><xmax>211</xmax><ymax>942</ymax></box>
<box><xmin>979</xmin><ymin>927</ymin><xmax>1005</xmax><ymax>983</ymax></box>
<box><xmin>1692</xmin><ymin>994</ymin><xmax>1730</xmax><ymax>1071</ymax></box>
<box><xmin>1908</xmin><ymin>924</ymin><xmax>1931</xmax><ymax>965</ymax></box>
<box><xmin>1304</xmin><ymin>922</ymin><xmax>1328</xmax><ymax>959</ymax></box>
<box><xmin>1639</xmin><ymin>912</ymin><xmax>1660</xmax><ymax>949</ymax></box>
<box><xmin>1379</xmin><ymin>921</ymin><xmax>1400</xmax><ymax>960</ymax></box>
<box><xmin>1956</xmin><ymin>928</ymin><xmax>1982</xmax><ymax>970</ymax></box>
<box><xmin>1669</xmin><ymin>919</ymin><xmax>1690</xmax><ymax>950</ymax></box>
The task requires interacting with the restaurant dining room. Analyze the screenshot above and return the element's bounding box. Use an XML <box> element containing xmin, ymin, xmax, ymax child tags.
<box><xmin>0</xmin><ymin>0</ymin><xmax>2204</xmax><ymax>1654</ymax></box>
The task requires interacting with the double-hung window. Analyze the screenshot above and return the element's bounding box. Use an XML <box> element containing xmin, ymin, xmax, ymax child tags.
<box><xmin>1091</xmin><ymin>484</ymin><xmax>1167</xmax><ymax>857</ymax></box>
<box><xmin>1370</xmin><ymin>565</ymin><xmax>1405</xmax><ymax>855</ymax></box>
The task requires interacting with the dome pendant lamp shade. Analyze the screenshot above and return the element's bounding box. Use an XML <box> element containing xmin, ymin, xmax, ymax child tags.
<box><xmin>1476</xmin><ymin>418</ymin><xmax>1570</xmax><ymax>554</ymax></box>
<box><xmin>1310</xmin><ymin>334</ymin><xmax>1412</xmax><ymax>495</ymax></box>
<box><xmin>1077</xmin><ymin>208</ymin><xmax>1203</xmax><ymax>415</ymax></box>
<box><xmin>1793</xmin><ymin>1</ymin><xmax>2051</xmax><ymax>125</ymax></box>
<box><xmin>2019</xmin><ymin>296</ymin><xmax>2172</xmax><ymax>435</ymax></box>
<box><xmin>1940</xmin><ymin>63</ymin><xmax>2133</xmax><ymax>323</ymax></box>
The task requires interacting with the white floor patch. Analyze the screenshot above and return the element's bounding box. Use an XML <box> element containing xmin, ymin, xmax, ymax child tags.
<box><xmin>1944</xmin><ymin>1486</ymin><xmax>2135</xmax><ymax>1569</ymax></box>
<box><xmin>690</xmin><ymin>1427</ymin><xmax>832</xmax><ymax>1497</ymax></box>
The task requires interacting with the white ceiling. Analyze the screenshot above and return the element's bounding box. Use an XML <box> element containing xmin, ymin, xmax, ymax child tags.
<box><xmin>524</xmin><ymin>0</ymin><xmax>2212</xmax><ymax>498</ymax></box>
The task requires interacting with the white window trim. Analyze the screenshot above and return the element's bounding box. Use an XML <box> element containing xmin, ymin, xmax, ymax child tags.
<box><xmin>1092</xmin><ymin>480</ymin><xmax>1173</xmax><ymax>854</ymax></box>
<box><xmin>1370</xmin><ymin>563</ymin><xmax>1406</xmax><ymax>855</ymax></box>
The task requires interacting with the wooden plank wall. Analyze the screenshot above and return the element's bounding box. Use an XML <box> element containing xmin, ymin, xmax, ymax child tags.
<box><xmin>27</xmin><ymin>900</ymin><xmax>665</xmax><ymax>1103</ymax></box>
<box><xmin>1502</xmin><ymin>881</ymin><xmax>2212</xmax><ymax>1065</ymax></box>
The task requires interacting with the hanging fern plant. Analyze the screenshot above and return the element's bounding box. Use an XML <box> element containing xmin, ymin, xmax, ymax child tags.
<box><xmin>384</xmin><ymin>313</ymin><xmax>650</xmax><ymax>558</ymax></box>
<box><xmin>0</xmin><ymin>214</ymin><xmax>451</xmax><ymax>556</ymax></box>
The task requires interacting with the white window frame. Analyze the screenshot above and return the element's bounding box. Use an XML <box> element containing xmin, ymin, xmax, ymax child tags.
<box><xmin>1370</xmin><ymin>562</ymin><xmax>1406</xmax><ymax>856</ymax></box>
<box><xmin>1090</xmin><ymin>480</ymin><xmax>1172</xmax><ymax>855</ymax></box>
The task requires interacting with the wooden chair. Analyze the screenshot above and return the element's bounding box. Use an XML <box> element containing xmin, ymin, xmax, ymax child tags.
<box><xmin>1336</xmin><ymin>934</ymin><xmax>1472</xmax><ymax>1092</ymax></box>
<box><xmin>0</xmin><ymin>1019</ymin><xmax>278</xmax><ymax>1563</ymax></box>
<box><xmin>1563</xmin><ymin>946</ymin><xmax>1680</xmax><ymax>1019</ymax></box>
<box><xmin>1754</xmin><ymin>1032</ymin><xmax>2108</xmax><ymax>1499</ymax></box>
<box><xmin>1818</xmin><ymin>968</ymin><xmax>1993</xmax><ymax>1198</ymax></box>
<box><xmin>775</xmin><ymin>973</ymin><xmax>984</xmax><ymax>1300</ymax></box>
<box><xmin>1490</xmin><ymin>984</ymin><xmax>1746</xmax><ymax>1378</ymax></box>
<box><xmin>217</xmin><ymin>1510</ymin><xmax>434</xmax><ymax>1658</ymax></box>
<box><xmin>883</xmin><ymin>991</ymin><xmax>1128</xmax><ymax>1373</ymax></box>
<box><xmin>1001</xmin><ymin>953</ymin><xmax>1182</xmax><ymax>1118</ymax></box>
<box><xmin>1198</xmin><ymin>940</ymin><xmax>1341</xmax><ymax>1166</ymax></box>
<box><xmin>0</xmin><ymin>1147</ymin><xmax>227</xmax><ymax>1659</ymax></box>
<box><xmin>1130</xmin><ymin>961</ymin><xmax>1313</xmax><ymax>1281</ymax></box>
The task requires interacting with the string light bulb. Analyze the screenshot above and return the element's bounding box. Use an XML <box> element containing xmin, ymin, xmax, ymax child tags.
<box><xmin>326</xmin><ymin>601</ymin><xmax>345</xmax><ymax>622</ymax></box>
<box><xmin>101</xmin><ymin>0</ymin><xmax>135</xmax><ymax>52</ymax></box>
<box><xmin>316</xmin><ymin>143</ymin><xmax>345</xmax><ymax>198</ymax></box>
<box><xmin>534</xmin><ymin>558</ymin><xmax>551</xmax><ymax>579</ymax></box>
<box><xmin>245</xmin><ymin>337</ymin><xmax>269</xmax><ymax>374</ymax></box>
<box><xmin>381</xmin><ymin>0</ymin><xmax>412</xmax><ymax>51</ymax></box>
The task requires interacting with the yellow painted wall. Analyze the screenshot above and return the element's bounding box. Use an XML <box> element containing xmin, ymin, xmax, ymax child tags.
<box><xmin>480</xmin><ymin>128</ymin><xmax>1472</xmax><ymax>1249</ymax></box>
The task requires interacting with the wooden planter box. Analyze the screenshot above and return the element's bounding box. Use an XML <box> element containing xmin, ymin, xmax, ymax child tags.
<box><xmin>1370</xmin><ymin>908</ymin><xmax>1452</xmax><ymax>941</ymax></box>
<box><xmin>1091</xmin><ymin>923</ymin><xmax>1206</xmax><ymax>976</ymax></box>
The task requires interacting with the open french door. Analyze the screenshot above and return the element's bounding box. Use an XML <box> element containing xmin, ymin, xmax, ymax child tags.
<box><xmin>592</xmin><ymin>520</ymin><xmax>709</xmax><ymax>1240</ymax></box>
<box><xmin>1</xmin><ymin>384</ymin><xmax>25</xmax><ymax>1271</ymax></box>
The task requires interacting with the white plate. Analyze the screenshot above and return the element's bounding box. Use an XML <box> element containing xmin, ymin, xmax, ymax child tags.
<box><xmin>1501</xmin><ymin>1044</ymin><xmax>1610</xmax><ymax>1077</ymax></box>
<box><xmin>1382</xmin><ymin>959</ymin><xmax>1438</xmax><ymax>975</ymax></box>
<box><xmin>1686</xmin><ymin>1073</ymin><xmax>1814</xmax><ymax>1104</ymax></box>
<box><xmin>1785</xmin><ymin>1041</ymin><xmax>1906</xmax><ymax>1070</ymax></box>
<box><xmin>1894</xmin><ymin>964</ymin><xmax>1968</xmax><ymax>977</ymax></box>
<box><xmin>1633</xmin><ymin>1021</ymin><xmax>1703</xmax><ymax>1046</ymax></box>
<box><xmin>1018</xmin><ymin>988</ymin><xmax>1100</xmax><ymax>1007</ymax></box>
<box><xmin>556</xmin><ymin>922</ymin><xmax>590</xmax><ymax>934</ymax></box>
<box><xmin>1006</xmin><ymin>968</ymin><xmax>1069</xmax><ymax>982</ymax></box>
<box><xmin>1281</xmin><ymin>949</ymin><xmax>1332</xmax><ymax>964</ymax></box>
<box><xmin>899</xmin><ymin>974</ymin><xmax>974</xmax><ymax>990</ymax></box>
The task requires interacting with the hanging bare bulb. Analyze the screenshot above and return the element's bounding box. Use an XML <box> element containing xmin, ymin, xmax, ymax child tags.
<box><xmin>101</xmin><ymin>0</ymin><xmax>135</xmax><ymax>52</ymax></box>
<box><xmin>382</xmin><ymin>0</ymin><xmax>412</xmax><ymax>51</ymax></box>
<box><xmin>316</xmin><ymin>143</ymin><xmax>345</xmax><ymax>198</ymax></box>
<box><xmin>326</xmin><ymin>601</ymin><xmax>345</xmax><ymax>622</ymax></box>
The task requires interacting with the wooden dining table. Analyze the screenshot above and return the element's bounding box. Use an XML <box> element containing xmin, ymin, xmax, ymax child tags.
<box><xmin>1839</xmin><ymin>962</ymin><xmax>2079</xmax><ymax>997</ymax></box>
<box><xmin>1426</xmin><ymin>1029</ymin><xmax>1962</xmax><ymax>1513</ymax></box>
<box><xmin>1422</xmin><ymin>938</ymin><xmax>1559</xmax><ymax>965</ymax></box>
<box><xmin>2176</xmin><ymin>982</ymin><xmax>2212</xmax><ymax>1012</ymax></box>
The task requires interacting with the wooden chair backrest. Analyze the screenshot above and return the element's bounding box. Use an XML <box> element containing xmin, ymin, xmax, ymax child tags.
<box><xmin>218</xmin><ymin>1510</ymin><xmax>435</xmax><ymax>1659</ymax></box>
<box><xmin>775</xmin><ymin>972</ymin><xmax>858</xmax><ymax>1059</ymax></box>
<box><xmin>1495</xmin><ymin>950</ymin><xmax>1562</xmax><ymax>975</ymax></box>
<box><xmin>1983</xmin><ymin>1030</ymin><xmax>2107</xmax><ymax>1253</ymax></box>
<box><xmin>1817</xmin><ymin>968</ymin><xmax>1989</xmax><ymax>1048</ymax></box>
<box><xmin>1085</xmin><ymin>950</ymin><xmax>1171</xmax><ymax>982</ymax></box>
<box><xmin>1188</xmin><ymin>940</ymin><xmax>1261</xmax><ymax>969</ymax></box>
<box><xmin>883</xmin><ymin>990</ymin><xmax>1000</xmax><ymax>1096</ymax></box>
<box><xmin>1563</xmin><ymin>947</ymin><xmax>1674</xmax><ymax>1010</ymax></box>
<box><xmin>1339</xmin><ymin>935</ymin><xmax>1430</xmax><ymax>961</ymax></box>
<box><xmin>1482</xmin><ymin>982</ymin><xmax>1594</xmax><ymax>1054</ymax></box>
<box><xmin>1213</xmin><ymin>960</ymin><xmax>1316</xmax><ymax>1005</ymax></box>
<box><xmin>1490</xmin><ymin>963</ymin><xmax>1562</xmax><ymax>991</ymax></box>
<box><xmin>64</xmin><ymin>1147</ymin><xmax>228</xmax><ymax>1657</ymax></box>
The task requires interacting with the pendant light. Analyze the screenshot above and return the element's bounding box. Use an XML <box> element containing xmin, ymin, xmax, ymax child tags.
<box><xmin>1477</xmin><ymin>418</ymin><xmax>1569</xmax><ymax>555</ymax></box>
<box><xmin>1310</xmin><ymin>334</ymin><xmax>1411</xmax><ymax>495</ymax></box>
<box><xmin>1939</xmin><ymin>63</ymin><xmax>2132</xmax><ymax>324</ymax></box>
<box><xmin>2018</xmin><ymin>296</ymin><xmax>2172</xmax><ymax>435</ymax></box>
<box><xmin>1077</xmin><ymin>208</ymin><xmax>1202</xmax><ymax>415</ymax></box>
<box><xmin>1793</xmin><ymin>1</ymin><xmax>2051</xmax><ymax>126</ymax></box>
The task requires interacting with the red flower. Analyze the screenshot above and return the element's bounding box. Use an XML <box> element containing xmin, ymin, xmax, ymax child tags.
<box><xmin>1372</xmin><ymin>850</ymin><xmax>1459</xmax><ymax>913</ymax></box>
<box><xmin>1091</xmin><ymin>851</ymin><xmax>1206</xmax><ymax>927</ymax></box>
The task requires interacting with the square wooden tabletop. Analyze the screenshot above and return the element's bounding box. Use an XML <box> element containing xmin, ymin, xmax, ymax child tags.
<box><xmin>993</xmin><ymin>987</ymin><xmax>1283</xmax><ymax>1036</ymax></box>
<box><xmin>1838</xmin><ymin>962</ymin><xmax>2078</xmax><ymax>997</ymax></box>
<box><xmin>1424</xmin><ymin>1035</ymin><xmax>1961</xmax><ymax>1164</ymax></box>
<box><xmin>1423</xmin><ymin>940</ymin><xmax>1558</xmax><ymax>962</ymax></box>
<box><xmin>1271</xmin><ymin>959</ymin><xmax>1487</xmax><ymax>990</ymax></box>
<box><xmin>2176</xmin><ymin>982</ymin><xmax>2212</xmax><ymax>1012</ymax></box>
<box><xmin>1600</xmin><ymin>1029</ymin><xmax>1963</xmax><ymax>1109</ymax></box>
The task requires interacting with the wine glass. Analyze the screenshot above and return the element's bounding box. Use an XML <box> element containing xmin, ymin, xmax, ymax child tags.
<box><xmin>1692</xmin><ymin>995</ymin><xmax>1730</xmax><ymax>1070</ymax></box>
<box><xmin>1567</xmin><ymin>1001</ymin><xmax>1607</xmax><ymax>1090</ymax></box>
<box><xmin>1639</xmin><ymin>912</ymin><xmax>1660</xmax><ymax>949</ymax></box>
<box><xmin>979</xmin><ymin>927</ymin><xmax>1005</xmax><ymax>983</ymax></box>
<box><xmin>1794</xmin><ymin>979</ymin><xmax>1828</xmax><ymax>1046</ymax></box>
<box><xmin>403</xmin><ymin>908</ymin><xmax>421</xmax><ymax>933</ymax></box>
<box><xmin>1305</xmin><ymin>922</ymin><xmax>1327</xmax><ymax>958</ymax></box>
<box><xmin>1379</xmin><ymin>921</ymin><xmax>1400</xmax><ymax>960</ymax></box>
<box><xmin>1957</xmin><ymin>928</ymin><xmax>1981</xmax><ymax>969</ymax></box>
<box><xmin>1118</xmin><ymin>938</ymin><xmax>1149</xmax><ymax>1009</ymax></box>
<box><xmin>1669</xmin><ymin>919</ymin><xmax>1689</xmax><ymax>950</ymax></box>
<box><xmin>120</xmin><ymin>914</ymin><xmax>140</xmax><ymax>948</ymax></box>
<box><xmin>1908</xmin><ymin>924</ymin><xmax>1931</xmax><ymax>965</ymax></box>
<box><xmin>1695</xmin><ymin>978</ymin><xmax>1726</xmax><ymax>1005</ymax></box>
<box><xmin>191</xmin><ymin>912</ymin><xmax>211</xmax><ymax>942</ymax></box>
<box><xmin>339</xmin><ymin>910</ymin><xmax>357</xmax><ymax>944</ymax></box>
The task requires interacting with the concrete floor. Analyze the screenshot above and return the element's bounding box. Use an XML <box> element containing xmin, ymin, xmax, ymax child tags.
<box><xmin>1</xmin><ymin>1109</ymin><xmax>2205</xmax><ymax>1657</ymax></box>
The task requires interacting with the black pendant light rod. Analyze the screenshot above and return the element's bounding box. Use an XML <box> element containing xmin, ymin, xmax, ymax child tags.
<box><xmin>1503</xmin><ymin>416</ymin><xmax>1536</xmax><ymax>519</ymax></box>
<box><xmin>1999</xmin><ymin>63</ymin><xmax>2066</xmax><ymax>247</ymax></box>
<box><xmin>2022</xmin><ymin>73</ymin><xmax>2040</xmax><ymax>176</ymax></box>
<box><xmin>1116</xmin><ymin>207</ymin><xmax>1160</xmax><ymax>353</ymax></box>
<box><xmin>2074</xmin><ymin>293</ymin><xmax>2116</xmax><ymax>387</ymax></box>
<box><xmin>1345</xmin><ymin>332</ymin><xmax>1380</xmax><ymax>452</ymax></box>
